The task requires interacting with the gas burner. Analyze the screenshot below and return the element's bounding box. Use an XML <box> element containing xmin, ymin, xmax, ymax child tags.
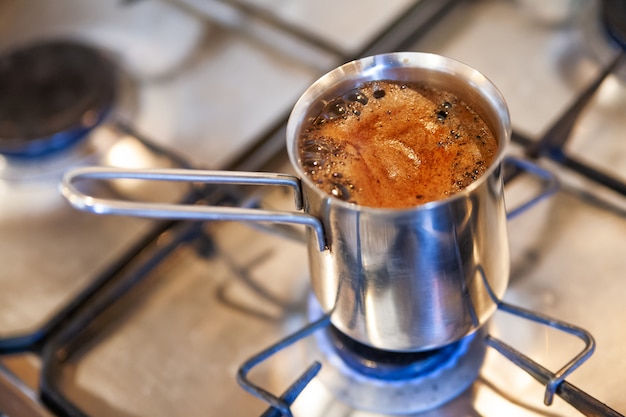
<box><xmin>326</xmin><ymin>324</ymin><xmax>465</xmax><ymax>380</ymax></box>
<box><xmin>603</xmin><ymin>0</ymin><xmax>626</xmax><ymax>50</ymax></box>
<box><xmin>285</xmin><ymin>298</ymin><xmax>489</xmax><ymax>415</ymax></box>
<box><xmin>0</xmin><ymin>41</ymin><xmax>115</xmax><ymax>158</ymax></box>
<box><xmin>309</xmin><ymin>322</ymin><xmax>487</xmax><ymax>414</ymax></box>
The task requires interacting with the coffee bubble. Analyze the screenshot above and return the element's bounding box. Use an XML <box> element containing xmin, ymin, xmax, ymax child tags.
<box><xmin>344</xmin><ymin>90</ymin><xmax>368</xmax><ymax>105</ymax></box>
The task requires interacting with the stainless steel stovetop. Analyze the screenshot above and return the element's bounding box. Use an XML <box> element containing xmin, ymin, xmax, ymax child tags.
<box><xmin>1</xmin><ymin>0</ymin><xmax>625</xmax><ymax>416</ymax></box>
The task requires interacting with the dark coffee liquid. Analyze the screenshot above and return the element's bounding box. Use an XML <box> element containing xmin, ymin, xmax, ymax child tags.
<box><xmin>298</xmin><ymin>80</ymin><xmax>498</xmax><ymax>208</ymax></box>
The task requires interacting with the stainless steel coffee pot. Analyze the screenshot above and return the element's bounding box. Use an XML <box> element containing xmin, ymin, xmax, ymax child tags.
<box><xmin>62</xmin><ymin>52</ymin><xmax>511</xmax><ymax>352</ymax></box>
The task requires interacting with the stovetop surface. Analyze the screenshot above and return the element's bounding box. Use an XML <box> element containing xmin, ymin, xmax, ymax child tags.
<box><xmin>1</xmin><ymin>0</ymin><xmax>626</xmax><ymax>416</ymax></box>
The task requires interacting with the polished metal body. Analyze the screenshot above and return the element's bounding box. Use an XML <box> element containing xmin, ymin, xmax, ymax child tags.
<box><xmin>62</xmin><ymin>52</ymin><xmax>511</xmax><ymax>352</ymax></box>
<box><xmin>288</xmin><ymin>53</ymin><xmax>511</xmax><ymax>351</ymax></box>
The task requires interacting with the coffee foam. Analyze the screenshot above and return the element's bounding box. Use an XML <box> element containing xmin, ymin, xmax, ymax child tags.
<box><xmin>299</xmin><ymin>81</ymin><xmax>497</xmax><ymax>209</ymax></box>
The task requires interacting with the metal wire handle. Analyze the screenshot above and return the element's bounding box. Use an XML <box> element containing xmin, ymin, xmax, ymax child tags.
<box><xmin>60</xmin><ymin>166</ymin><xmax>327</xmax><ymax>251</ymax></box>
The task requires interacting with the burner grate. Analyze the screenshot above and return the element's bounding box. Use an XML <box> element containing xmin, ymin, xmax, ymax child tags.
<box><xmin>236</xmin><ymin>277</ymin><xmax>610</xmax><ymax>417</ymax></box>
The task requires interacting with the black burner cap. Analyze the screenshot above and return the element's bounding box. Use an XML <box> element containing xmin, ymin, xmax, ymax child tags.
<box><xmin>328</xmin><ymin>325</ymin><xmax>460</xmax><ymax>380</ymax></box>
<box><xmin>0</xmin><ymin>41</ymin><xmax>115</xmax><ymax>158</ymax></box>
<box><xmin>603</xmin><ymin>0</ymin><xmax>626</xmax><ymax>50</ymax></box>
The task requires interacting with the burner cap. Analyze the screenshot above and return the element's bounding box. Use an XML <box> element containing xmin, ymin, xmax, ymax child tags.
<box><xmin>327</xmin><ymin>324</ymin><xmax>459</xmax><ymax>380</ymax></box>
<box><xmin>603</xmin><ymin>0</ymin><xmax>626</xmax><ymax>50</ymax></box>
<box><xmin>311</xmin><ymin>324</ymin><xmax>487</xmax><ymax>414</ymax></box>
<box><xmin>0</xmin><ymin>41</ymin><xmax>115</xmax><ymax>158</ymax></box>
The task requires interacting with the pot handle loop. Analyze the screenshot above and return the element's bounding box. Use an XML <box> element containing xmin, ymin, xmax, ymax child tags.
<box><xmin>61</xmin><ymin>167</ymin><xmax>327</xmax><ymax>251</ymax></box>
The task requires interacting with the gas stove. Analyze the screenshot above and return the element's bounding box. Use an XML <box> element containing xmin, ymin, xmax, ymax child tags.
<box><xmin>1</xmin><ymin>0</ymin><xmax>626</xmax><ymax>416</ymax></box>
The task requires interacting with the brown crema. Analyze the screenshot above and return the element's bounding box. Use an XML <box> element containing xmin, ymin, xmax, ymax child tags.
<box><xmin>298</xmin><ymin>80</ymin><xmax>498</xmax><ymax>209</ymax></box>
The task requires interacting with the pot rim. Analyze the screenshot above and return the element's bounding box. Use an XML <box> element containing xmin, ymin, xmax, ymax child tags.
<box><xmin>286</xmin><ymin>52</ymin><xmax>511</xmax><ymax>214</ymax></box>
